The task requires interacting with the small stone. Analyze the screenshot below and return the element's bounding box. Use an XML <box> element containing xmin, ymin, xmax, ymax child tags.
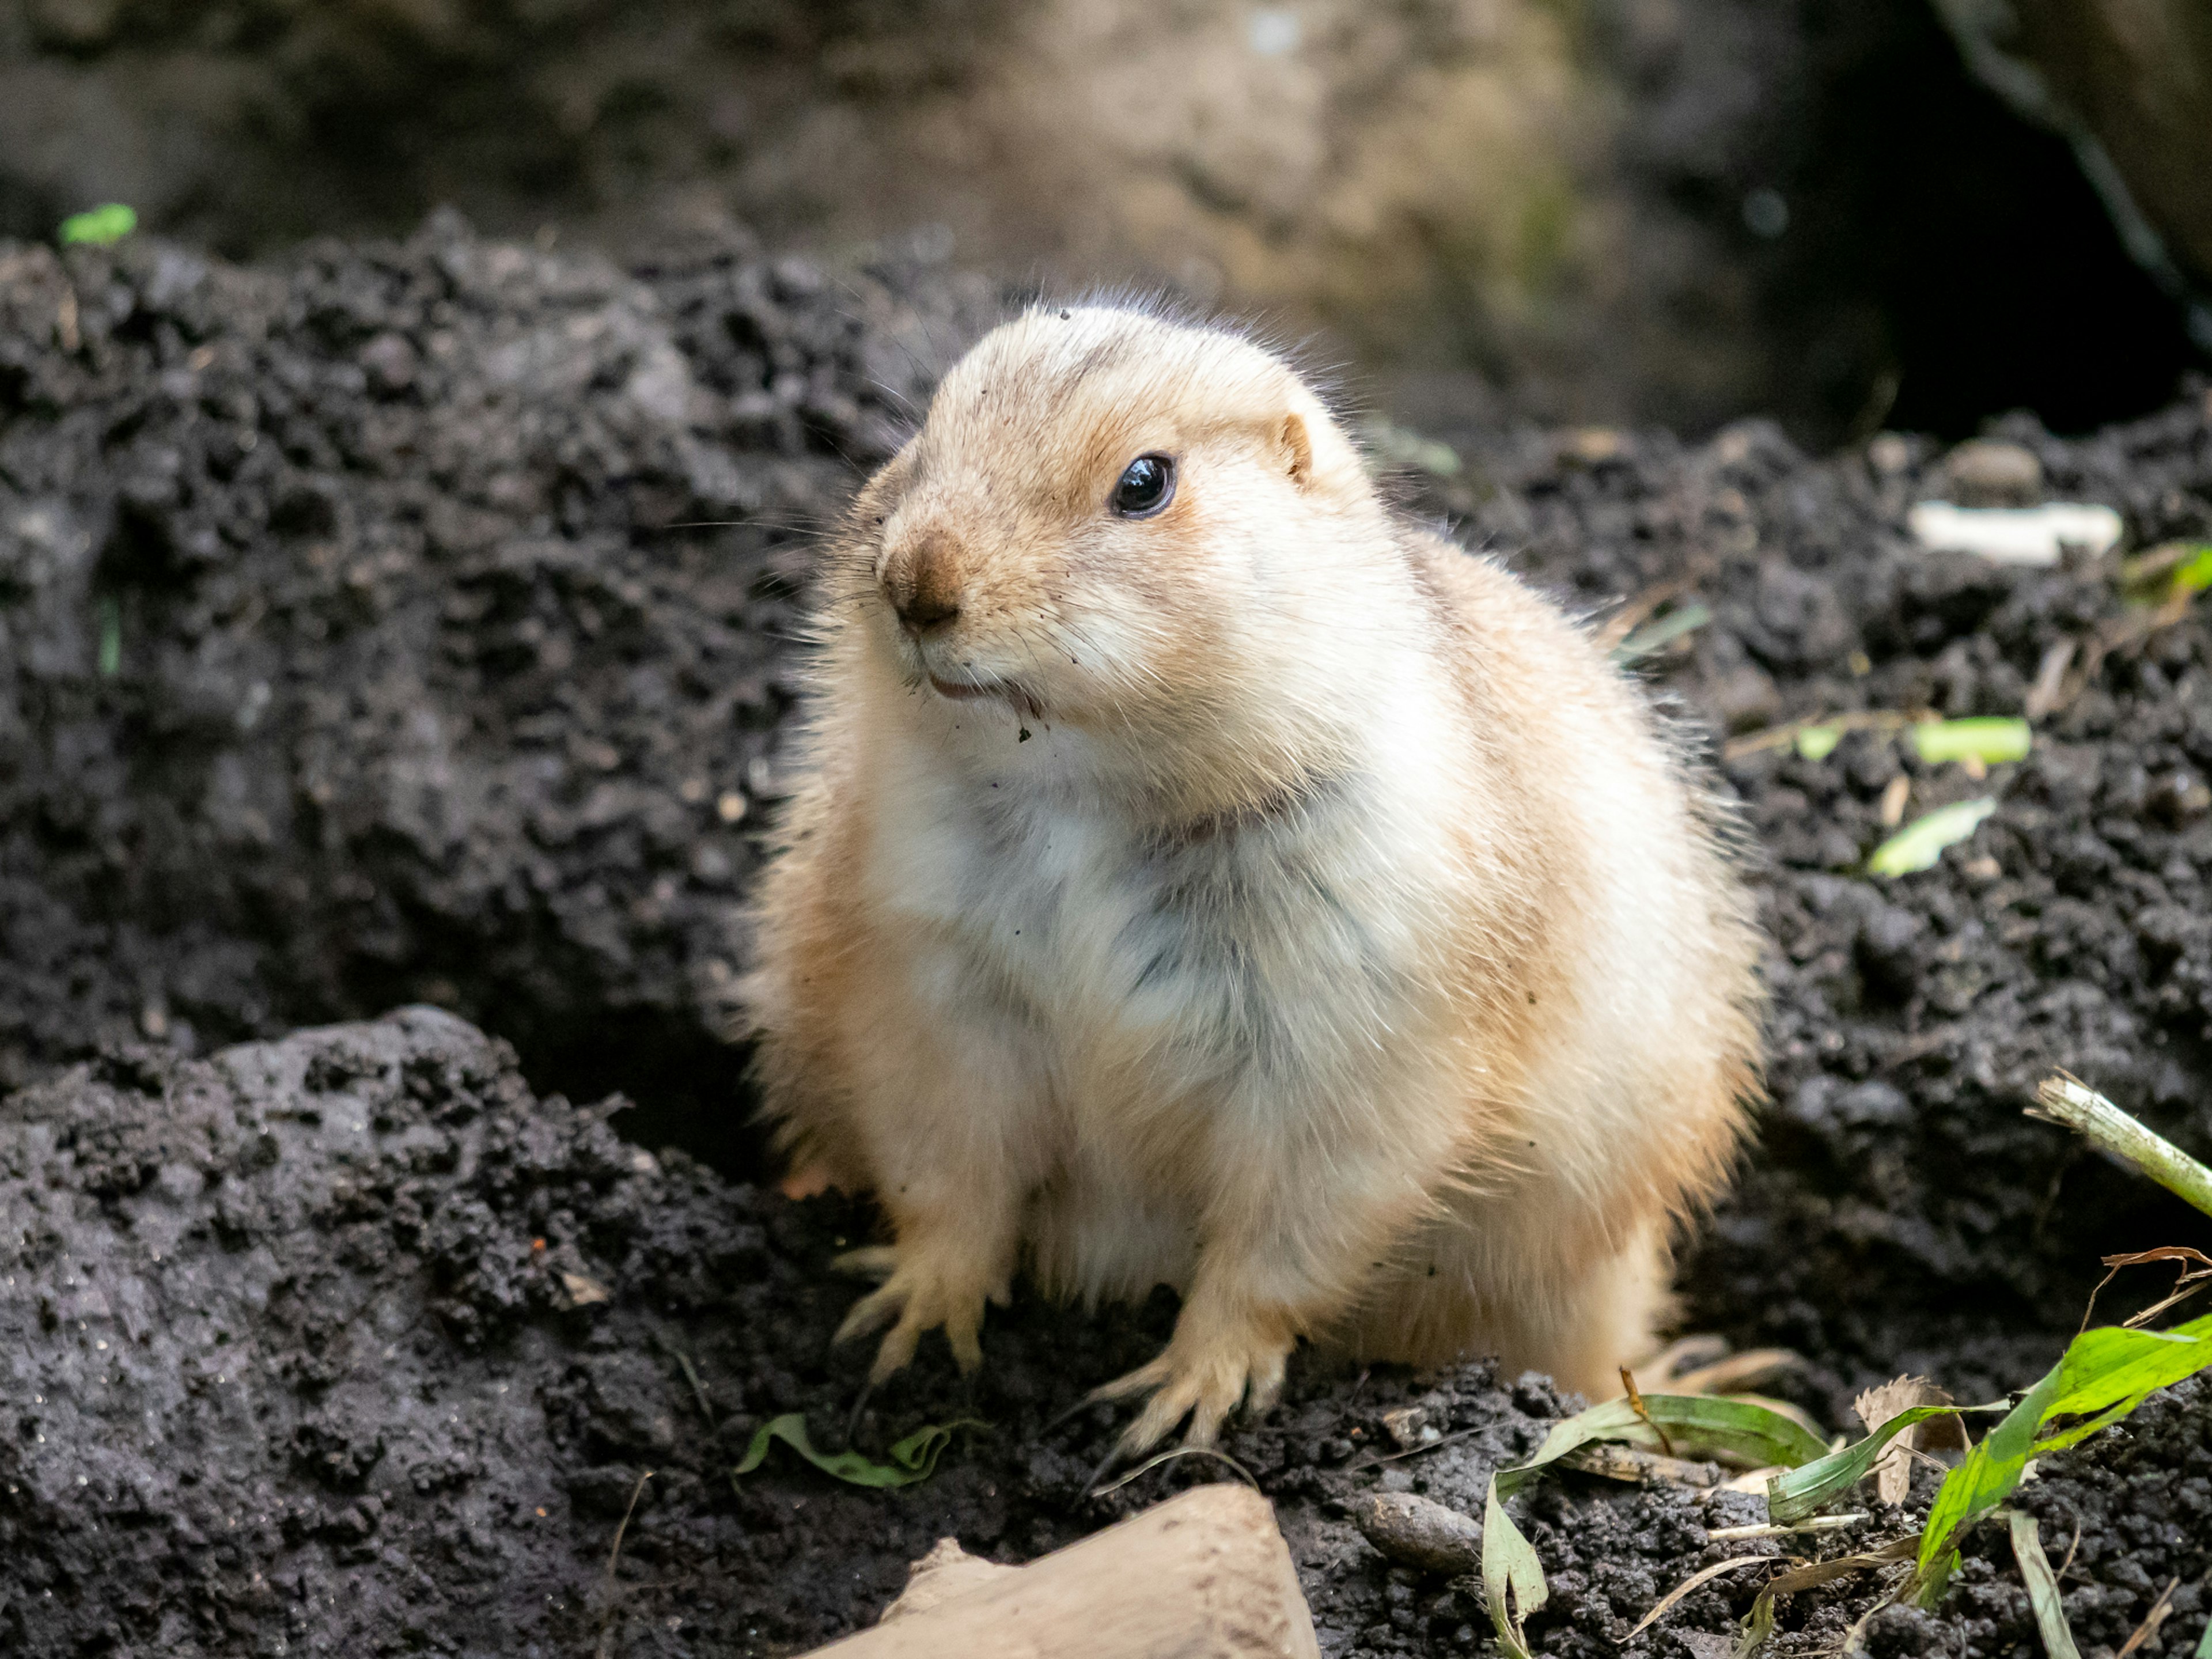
<box><xmin>1867</xmin><ymin>433</ymin><xmax>1911</xmax><ymax>475</ymax></box>
<box><xmin>1944</xmin><ymin>438</ymin><xmax>2041</xmax><ymax>505</ymax></box>
<box><xmin>360</xmin><ymin>333</ymin><xmax>419</xmax><ymax>396</ymax></box>
<box><xmin>1353</xmin><ymin>1491</ymin><xmax>1484</xmax><ymax>1577</ymax></box>
<box><xmin>1380</xmin><ymin>1406</ymin><xmax>1433</xmax><ymax>1450</ymax></box>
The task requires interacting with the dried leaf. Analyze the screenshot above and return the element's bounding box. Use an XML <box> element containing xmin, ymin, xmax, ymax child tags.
<box><xmin>2007</xmin><ymin>1511</ymin><xmax>2082</xmax><ymax>1659</ymax></box>
<box><xmin>559</xmin><ymin>1271</ymin><xmax>611</xmax><ymax>1306</ymax></box>
<box><xmin>1626</xmin><ymin>1555</ymin><xmax>1775</xmax><ymax>1640</ymax></box>
<box><xmin>2116</xmin><ymin>1580</ymin><xmax>2181</xmax><ymax>1659</ymax></box>
<box><xmin>1852</xmin><ymin>1377</ymin><xmax>1953</xmax><ymax>1506</ymax></box>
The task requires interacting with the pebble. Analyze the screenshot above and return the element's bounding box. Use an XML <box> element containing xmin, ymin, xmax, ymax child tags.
<box><xmin>1943</xmin><ymin>438</ymin><xmax>2042</xmax><ymax>505</ymax></box>
<box><xmin>1353</xmin><ymin>1491</ymin><xmax>1484</xmax><ymax>1577</ymax></box>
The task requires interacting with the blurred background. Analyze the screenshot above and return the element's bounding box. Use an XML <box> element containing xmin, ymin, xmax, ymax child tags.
<box><xmin>5</xmin><ymin>0</ymin><xmax>2206</xmax><ymax>450</ymax></box>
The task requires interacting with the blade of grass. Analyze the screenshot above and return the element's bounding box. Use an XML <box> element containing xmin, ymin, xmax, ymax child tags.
<box><xmin>1625</xmin><ymin>1555</ymin><xmax>1775</xmax><ymax>1639</ymax></box>
<box><xmin>1867</xmin><ymin>798</ymin><xmax>1998</xmax><ymax>876</ymax></box>
<box><xmin>1612</xmin><ymin>602</ymin><xmax>1712</xmax><ymax>664</ymax></box>
<box><xmin>1911</xmin><ymin>1310</ymin><xmax>2212</xmax><ymax>1604</ymax></box>
<box><xmin>2029</xmin><ymin>1077</ymin><xmax>2212</xmax><ymax>1219</ymax></box>
<box><xmin>2008</xmin><ymin>1511</ymin><xmax>2082</xmax><ymax>1659</ymax></box>
<box><xmin>1484</xmin><ymin>1394</ymin><xmax>1826</xmax><ymax>1657</ymax></box>
<box><xmin>1766</xmin><ymin>1404</ymin><xmax>1995</xmax><ymax>1524</ymax></box>
<box><xmin>1733</xmin><ymin>1587</ymin><xmax>1777</xmax><ymax>1659</ymax></box>
<box><xmin>1910</xmin><ymin>718</ymin><xmax>2032</xmax><ymax>766</ymax></box>
<box><xmin>1751</xmin><ymin>1539</ymin><xmax>1923</xmax><ymax>1659</ymax></box>
<box><xmin>59</xmin><ymin>203</ymin><xmax>137</xmax><ymax>247</ymax></box>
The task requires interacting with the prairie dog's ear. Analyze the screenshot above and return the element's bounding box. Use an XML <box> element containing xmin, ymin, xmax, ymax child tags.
<box><xmin>1277</xmin><ymin>388</ymin><xmax>1366</xmax><ymax>499</ymax></box>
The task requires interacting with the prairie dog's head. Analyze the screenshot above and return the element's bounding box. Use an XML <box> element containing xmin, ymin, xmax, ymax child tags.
<box><xmin>839</xmin><ymin>304</ymin><xmax>1404</xmax><ymax>804</ymax></box>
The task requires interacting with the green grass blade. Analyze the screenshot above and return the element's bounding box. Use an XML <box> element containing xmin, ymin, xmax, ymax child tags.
<box><xmin>2008</xmin><ymin>1510</ymin><xmax>2082</xmax><ymax>1659</ymax></box>
<box><xmin>1766</xmin><ymin>1403</ymin><xmax>1994</xmax><ymax>1523</ymax></box>
<box><xmin>1483</xmin><ymin>1392</ymin><xmax>1825</xmax><ymax>1655</ymax></box>
<box><xmin>1613</xmin><ymin>603</ymin><xmax>1713</xmax><ymax>664</ymax></box>
<box><xmin>1913</xmin><ymin>1312</ymin><xmax>2212</xmax><ymax>1604</ymax></box>
<box><xmin>2173</xmin><ymin>546</ymin><xmax>2212</xmax><ymax>598</ymax></box>
<box><xmin>2031</xmin><ymin>1078</ymin><xmax>2212</xmax><ymax>1221</ymax></box>
<box><xmin>1483</xmin><ymin>1471</ymin><xmax>1548</xmax><ymax>1659</ymax></box>
<box><xmin>733</xmin><ymin>1412</ymin><xmax>982</xmax><ymax>1488</ymax></box>
<box><xmin>1796</xmin><ymin>725</ymin><xmax>1842</xmax><ymax>760</ymax></box>
<box><xmin>59</xmin><ymin>203</ymin><xmax>137</xmax><ymax>247</ymax></box>
<box><xmin>1868</xmin><ymin>797</ymin><xmax>1997</xmax><ymax>876</ymax></box>
<box><xmin>1910</xmin><ymin>718</ymin><xmax>2031</xmax><ymax>766</ymax></box>
<box><xmin>1733</xmin><ymin>1589</ymin><xmax>1777</xmax><ymax>1659</ymax></box>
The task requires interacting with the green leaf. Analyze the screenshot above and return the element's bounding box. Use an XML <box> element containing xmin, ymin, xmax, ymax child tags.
<box><xmin>2196</xmin><ymin>1611</ymin><xmax>2212</xmax><ymax>1659</ymax></box>
<box><xmin>1733</xmin><ymin>1588</ymin><xmax>1777</xmax><ymax>1659</ymax></box>
<box><xmin>1796</xmin><ymin>725</ymin><xmax>1842</xmax><ymax>761</ymax></box>
<box><xmin>1766</xmin><ymin>1403</ymin><xmax>1997</xmax><ymax>1524</ymax></box>
<box><xmin>732</xmin><ymin>1412</ymin><xmax>983</xmax><ymax>1488</ymax></box>
<box><xmin>1613</xmin><ymin>603</ymin><xmax>1712</xmax><ymax>665</ymax></box>
<box><xmin>59</xmin><ymin>203</ymin><xmax>138</xmax><ymax>247</ymax></box>
<box><xmin>1912</xmin><ymin>1311</ymin><xmax>2212</xmax><ymax>1604</ymax></box>
<box><xmin>1868</xmin><ymin>797</ymin><xmax>1997</xmax><ymax>876</ymax></box>
<box><xmin>2006</xmin><ymin>1510</ymin><xmax>2081</xmax><ymax>1659</ymax></box>
<box><xmin>1482</xmin><ymin>1393</ymin><xmax>1826</xmax><ymax>1656</ymax></box>
<box><xmin>1910</xmin><ymin>718</ymin><xmax>2031</xmax><ymax>766</ymax></box>
<box><xmin>2172</xmin><ymin>546</ymin><xmax>2212</xmax><ymax>598</ymax></box>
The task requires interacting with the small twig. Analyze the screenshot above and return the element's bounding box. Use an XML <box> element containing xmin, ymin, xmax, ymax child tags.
<box><xmin>2115</xmin><ymin>1578</ymin><xmax>2180</xmax><ymax>1659</ymax></box>
<box><xmin>594</xmin><ymin>1469</ymin><xmax>654</xmax><ymax>1658</ymax></box>
<box><xmin>1619</xmin><ymin>1366</ymin><xmax>1677</xmax><ymax>1458</ymax></box>
<box><xmin>1342</xmin><ymin>1425</ymin><xmax>1480</xmax><ymax>1474</ymax></box>
<box><xmin>1709</xmin><ymin>1513</ymin><xmax>1869</xmax><ymax>1540</ymax></box>
<box><xmin>1089</xmin><ymin>1445</ymin><xmax>1259</xmax><ymax>1499</ymax></box>
<box><xmin>1595</xmin><ymin>577</ymin><xmax>1692</xmax><ymax>652</ymax></box>
<box><xmin>2030</xmin><ymin>1076</ymin><xmax>2212</xmax><ymax>1221</ymax></box>
<box><xmin>1721</xmin><ymin>709</ymin><xmax>1933</xmax><ymax>762</ymax></box>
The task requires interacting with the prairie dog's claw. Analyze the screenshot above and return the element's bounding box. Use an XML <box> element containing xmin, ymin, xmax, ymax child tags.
<box><xmin>829</xmin><ymin>1243</ymin><xmax>999</xmax><ymax>1384</ymax></box>
<box><xmin>832</xmin><ymin>1245</ymin><xmax>900</xmax><ymax>1279</ymax></box>
<box><xmin>1086</xmin><ymin>1328</ymin><xmax>1291</xmax><ymax>1464</ymax></box>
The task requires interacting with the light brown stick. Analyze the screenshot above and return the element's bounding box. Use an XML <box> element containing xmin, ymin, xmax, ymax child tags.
<box><xmin>806</xmin><ymin>1484</ymin><xmax>1323</xmax><ymax>1659</ymax></box>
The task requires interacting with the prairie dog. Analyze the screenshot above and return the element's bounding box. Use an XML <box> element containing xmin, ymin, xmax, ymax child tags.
<box><xmin>743</xmin><ymin>304</ymin><xmax>1763</xmax><ymax>1456</ymax></box>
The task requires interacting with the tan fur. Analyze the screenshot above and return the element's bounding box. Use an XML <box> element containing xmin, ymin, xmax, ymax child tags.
<box><xmin>741</xmin><ymin>304</ymin><xmax>1764</xmax><ymax>1455</ymax></box>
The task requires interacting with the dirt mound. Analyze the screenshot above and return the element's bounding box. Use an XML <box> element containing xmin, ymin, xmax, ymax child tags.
<box><xmin>5</xmin><ymin>1013</ymin><xmax>2205</xmax><ymax>1658</ymax></box>
<box><xmin>0</xmin><ymin>216</ymin><xmax>999</xmax><ymax>1149</ymax></box>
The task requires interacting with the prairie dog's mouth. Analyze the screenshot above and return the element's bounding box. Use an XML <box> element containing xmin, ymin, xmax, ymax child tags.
<box><xmin>928</xmin><ymin>675</ymin><xmax>995</xmax><ymax>702</ymax></box>
<box><xmin>926</xmin><ymin>671</ymin><xmax>1043</xmax><ymax>720</ymax></box>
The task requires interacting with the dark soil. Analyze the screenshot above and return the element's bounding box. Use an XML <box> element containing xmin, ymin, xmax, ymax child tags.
<box><xmin>0</xmin><ymin>213</ymin><xmax>999</xmax><ymax>1154</ymax></box>
<box><xmin>4</xmin><ymin>219</ymin><xmax>2212</xmax><ymax>1658</ymax></box>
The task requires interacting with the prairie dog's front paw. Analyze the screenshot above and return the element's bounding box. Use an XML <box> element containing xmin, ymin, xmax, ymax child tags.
<box><xmin>1087</xmin><ymin>1315</ymin><xmax>1295</xmax><ymax>1459</ymax></box>
<box><xmin>832</xmin><ymin>1238</ymin><xmax>1010</xmax><ymax>1384</ymax></box>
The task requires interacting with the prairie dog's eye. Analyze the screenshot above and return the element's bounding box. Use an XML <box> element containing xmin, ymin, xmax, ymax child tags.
<box><xmin>1109</xmin><ymin>454</ymin><xmax>1176</xmax><ymax>518</ymax></box>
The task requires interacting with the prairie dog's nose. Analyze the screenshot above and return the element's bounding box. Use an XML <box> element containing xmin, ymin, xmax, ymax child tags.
<box><xmin>882</xmin><ymin>529</ymin><xmax>963</xmax><ymax>636</ymax></box>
